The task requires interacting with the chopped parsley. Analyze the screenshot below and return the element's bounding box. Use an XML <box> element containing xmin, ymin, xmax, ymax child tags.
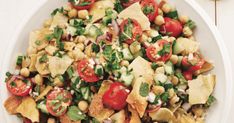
<box><xmin>91</xmin><ymin>43</ymin><xmax>100</xmax><ymax>53</ymax></box>
<box><xmin>142</xmin><ymin>6</ymin><xmax>155</xmax><ymax>15</ymax></box>
<box><xmin>67</xmin><ymin>106</ymin><xmax>86</xmax><ymax>121</ymax></box>
<box><xmin>66</xmin><ymin>67</ymin><xmax>74</xmax><ymax>79</ymax></box>
<box><xmin>35</xmin><ymin>40</ymin><xmax>41</xmax><ymax>45</ymax></box>
<box><xmin>119</xmin><ymin>19</ymin><xmax>133</xmax><ymax>42</ymax></box>
<box><xmin>166</xmin><ymin>10</ymin><xmax>178</xmax><ymax>19</ymax></box>
<box><xmin>151</xmin><ymin>35</ymin><xmax>162</xmax><ymax>43</ymax></box>
<box><xmin>161</xmin><ymin>92</ymin><xmax>169</xmax><ymax>102</ymax></box>
<box><xmin>185</xmin><ymin>20</ymin><xmax>196</xmax><ymax>29</ymax></box>
<box><xmin>6</xmin><ymin>72</ymin><xmax>11</xmax><ymax>77</ymax></box>
<box><xmin>10</xmin><ymin>81</ymin><xmax>16</xmax><ymax>87</ymax></box>
<box><xmin>78</xmin><ymin>1</ymin><xmax>91</xmax><ymax>6</ymax></box>
<box><xmin>16</xmin><ymin>56</ymin><xmax>23</xmax><ymax>66</ymax></box>
<box><xmin>139</xmin><ymin>82</ymin><xmax>149</xmax><ymax>97</ymax></box>
<box><xmin>39</xmin><ymin>54</ymin><xmax>48</xmax><ymax>63</ymax></box>
<box><xmin>158</xmin><ymin>44</ymin><xmax>171</xmax><ymax>56</ymax></box>
<box><xmin>114</xmin><ymin>0</ymin><xmax>124</xmax><ymax>13</ymax></box>
<box><xmin>51</xmin><ymin>7</ymin><xmax>64</xmax><ymax>16</ymax></box>
<box><xmin>151</xmin><ymin>62</ymin><xmax>158</xmax><ymax>70</ymax></box>
<box><xmin>205</xmin><ymin>95</ymin><xmax>216</xmax><ymax>107</ymax></box>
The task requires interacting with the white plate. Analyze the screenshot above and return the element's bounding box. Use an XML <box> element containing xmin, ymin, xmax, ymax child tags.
<box><xmin>0</xmin><ymin>0</ymin><xmax>232</xmax><ymax>122</ymax></box>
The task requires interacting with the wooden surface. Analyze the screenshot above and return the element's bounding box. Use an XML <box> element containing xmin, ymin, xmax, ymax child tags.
<box><xmin>0</xmin><ymin>0</ymin><xmax>234</xmax><ymax>121</ymax></box>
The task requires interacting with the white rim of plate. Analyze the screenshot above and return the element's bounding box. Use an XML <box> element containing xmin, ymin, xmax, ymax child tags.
<box><xmin>0</xmin><ymin>0</ymin><xmax>232</xmax><ymax>122</ymax></box>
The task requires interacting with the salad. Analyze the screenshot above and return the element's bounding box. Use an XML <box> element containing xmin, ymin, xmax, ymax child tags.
<box><xmin>3</xmin><ymin>0</ymin><xmax>216</xmax><ymax>123</ymax></box>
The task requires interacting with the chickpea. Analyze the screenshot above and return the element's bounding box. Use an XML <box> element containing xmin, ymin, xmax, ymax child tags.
<box><xmin>68</xmin><ymin>9</ymin><xmax>78</xmax><ymax>18</ymax></box>
<box><xmin>120</xmin><ymin>60</ymin><xmax>129</xmax><ymax>67</ymax></box>
<box><xmin>169</xmin><ymin>95</ymin><xmax>179</xmax><ymax>105</ymax></box>
<box><xmin>78</xmin><ymin>100</ymin><xmax>89</xmax><ymax>112</ymax></box>
<box><xmin>183</xmin><ymin>26</ymin><xmax>193</xmax><ymax>37</ymax></box>
<box><xmin>47</xmin><ymin>118</ymin><xmax>56</xmax><ymax>123</ymax></box>
<box><xmin>171</xmin><ymin>75</ymin><xmax>179</xmax><ymax>85</ymax></box>
<box><xmin>54</xmin><ymin>76</ymin><xmax>64</xmax><ymax>87</ymax></box>
<box><xmin>76</xmin><ymin>43</ymin><xmax>85</xmax><ymax>51</ymax></box>
<box><xmin>78</xmin><ymin>10</ymin><xmax>89</xmax><ymax>19</ymax></box>
<box><xmin>155</xmin><ymin>67</ymin><xmax>165</xmax><ymax>74</ymax></box>
<box><xmin>179</xmin><ymin>15</ymin><xmax>189</xmax><ymax>24</ymax></box>
<box><xmin>161</xmin><ymin>3</ymin><xmax>171</xmax><ymax>13</ymax></box>
<box><xmin>77</xmin><ymin>35</ymin><xmax>86</xmax><ymax>43</ymax></box>
<box><xmin>34</xmin><ymin>74</ymin><xmax>43</xmax><ymax>85</ymax></box>
<box><xmin>152</xmin><ymin>85</ymin><xmax>165</xmax><ymax>95</ymax></box>
<box><xmin>122</xmin><ymin>43</ymin><xmax>129</xmax><ymax>48</ymax></box>
<box><xmin>168</xmin><ymin>88</ymin><xmax>175</xmax><ymax>98</ymax></box>
<box><xmin>20</xmin><ymin>68</ymin><xmax>30</xmax><ymax>77</ymax></box>
<box><xmin>170</xmin><ymin>55</ymin><xmax>178</xmax><ymax>64</ymax></box>
<box><xmin>154</xmin><ymin>15</ymin><xmax>165</xmax><ymax>26</ymax></box>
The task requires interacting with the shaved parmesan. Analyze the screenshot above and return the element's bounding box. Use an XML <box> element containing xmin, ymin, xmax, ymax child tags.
<box><xmin>118</xmin><ymin>2</ymin><xmax>150</xmax><ymax>30</ymax></box>
<box><xmin>188</xmin><ymin>74</ymin><xmax>216</xmax><ymax>105</ymax></box>
<box><xmin>49</xmin><ymin>55</ymin><xmax>73</xmax><ymax>77</ymax></box>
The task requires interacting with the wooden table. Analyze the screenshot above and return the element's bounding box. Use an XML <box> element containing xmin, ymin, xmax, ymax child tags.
<box><xmin>0</xmin><ymin>0</ymin><xmax>234</xmax><ymax>122</ymax></box>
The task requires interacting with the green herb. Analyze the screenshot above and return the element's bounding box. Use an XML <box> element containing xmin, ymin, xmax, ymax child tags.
<box><xmin>67</xmin><ymin>106</ymin><xmax>86</xmax><ymax>121</ymax></box>
<box><xmin>16</xmin><ymin>56</ymin><xmax>23</xmax><ymax>66</ymax></box>
<box><xmin>114</xmin><ymin>0</ymin><xmax>124</xmax><ymax>13</ymax></box>
<box><xmin>161</xmin><ymin>92</ymin><xmax>169</xmax><ymax>102</ymax></box>
<box><xmin>78</xmin><ymin>1</ymin><xmax>91</xmax><ymax>6</ymax></box>
<box><xmin>163</xmin><ymin>83</ymin><xmax>173</xmax><ymax>91</ymax></box>
<box><xmin>151</xmin><ymin>35</ymin><xmax>162</xmax><ymax>43</ymax></box>
<box><xmin>151</xmin><ymin>95</ymin><xmax>160</xmax><ymax>104</ymax></box>
<box><xmin>185</xmin><ymin>20</ymin><xmax>196</xmax><ymax>30</ymax></box>
<box><xmin>35</xmin><ymin>40</ymin><xmax>41</xmax><ymax>45</ymax></box>
<box><xmin>6</xmin><ymin>72</ymin><xmax>11</xmax><ymax>77</ymax></box>
<box><xmin>45</xmin><ymin>34</ymin><xmax>54</xmax><ymax>41</ymax></box>
<box><xmin>22</xmin><ymin>79</ymin><xmax>29</xmax><ymax>84</ymax></box>
<box><xmin>92</xmin><ymin>118</ymin><xmax>100</xmax><ymax>123</ymax></box>
<box><xmin>142</xmin><ymin>6</ymin><xmax>154</xmax><ymax>15</ymax></box>
<box><xmin>205</xmin><ymin>95</ymin><xmax>216</xmax><ymax>107</ymax></box>
<box><xmin>139</xmin><ymin>82</ymin><xmax>149</xmax><ymax>97</ymax></box>
<box><xmin>67</xmin><ymin>67</ymin><xmax>74</xmax><ymax>79</ymax></box>
<box><xmin>103</xmin><ymin>45</ymin><xmax>113</xmax><ymax>59</ymax></box>
<box><xmin>166</xmin><ymin>10</ymin><xmax>178</xmax><ymax>19</ymax></box>
<box><xmin>53</xmin><ymin>51</ymin><xmax>63</xmax><ymax>58</ymax></box>
<box><xmin>151</xmin><ymin>62</ymin><xmax>158</xmax><ymax>70</ymax></box>
<box><xmin>58</xmin><ymin>75</ymin><xmax>65</xmax><ymax>82</ymax></box>
<box><xmin>158</xmin><ymin>44</ymin><xmax>171</xmax><ymax>56</ymax></box>
<box><xmin>91</xmin><ymin>43</ymin><xmax>100</xmax><ymax>53</ymax></box>
<box><xmin>119</xmin><ymin>19</ymin><xmax>133</xmax><ymax>42</ymax></box>
<box><xmin>175</xmin><ymin>72</ymin><xmax>187</xmax><ymax>84</ymax></box>
<box><xmin>95</xmin><ymin>65</ymin><xmax>104</xmax><ymax>77</ymax></box>
<box><xmin>54</xmin><ymin>26</ymin><xmax>64</xmax><ymax>50</ymax></box>
<box><xmin>39</xmin><ymin>54</ymin><xmax>48</xmax><ymax>63</ymax></box>
<box><xmin>10</xmin><ymin>81</ymin><xmax>16</xmax><ymax>87</ymax></box>
<box><xmin>51</xmin><ymin>7</ymin><xmax>64</xmax><ymax>16</ymax></box>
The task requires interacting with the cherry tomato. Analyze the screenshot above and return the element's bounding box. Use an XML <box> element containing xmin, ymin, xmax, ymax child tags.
<box><xmin>6</xmin><ymin>76</ymin><xmax>32</xmax><ymax>96</ymax></box>
<box><xmin>46</xmin><ymin>88</ymin><xmax>72</xmax><ymax>117</ymax></box>
<box><xmin>160</xmin><ymin>17</ymin><xmax>182</xmax><ymax>37</ymax></box>
<box><xmin>70</xmin><ymin>0</ymin><xmax>95</xmax><ymax>10</ymax></box>
<box><xmin>23</xmin><ymin>118</ymin><xmax>32</xmax><ymax>123</ymax></box>
<box><xmin>77</xmin><ymin>59</ymin><xmax>100</xmax><ymax>82</ymax></box>
<box><xmin>122</xmin><ymin>0</ymin><xmax>140</xmax><ymax>7</ymax></box>
<box><xmin>140</xmin><ymin>0</ymin><xmax>158</xmax><ymax>22</ymax></box>
<box><xmin>183</xmin><ymin>71</ymin><xmax>193</xmax><ymax>80</ymax></box>
<box><xmin>146</xmin><ymin>40</ymin><xmax>172</xmax><ymax>62</ymax></box>
<box><xmin>102</xmin><ymin>82</ymin><xmax>130</xmax><ymax>110</ymax></box>
<box><xmin>120</xmin><ymin>18</ymin><xmax>142</xmax><ymax>44</ymax></box>
<box><xmin>181</xmin><ymin>57</ymin><xmax>191</xmax><ymax>67</ymax></box>
<box><xmin>188</xmin><ymin>59</ymin><xmax>205</xmax><ymax>72</ymax></box>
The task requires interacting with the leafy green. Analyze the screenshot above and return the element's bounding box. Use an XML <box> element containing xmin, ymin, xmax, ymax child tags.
<box><xmin>139</xmin><ymin>82</ymin><xmax>149</xmax><ymax>97</ymax></box>
<box><xmin>5</xmin><ymin>72</ymin><xmax>11</xmax><ymax>77</ymax></box>
<box><xmin>39</xmin><ymin>54</ymin><xmax>48</xmax><ymax>63</ymax></box>
<box><xmin>205</xmin><ymin>95</ymin><xmax>216</xmax><ymax>107</ymax></box>
<box><xmin>175</xmin><ymin>72</ymin><xmax>187</xmax><ymax>84</ymax></box>
<box><xmin>114</xmin><ymin>0</ymin><xmax>124</xmax><ymax>13</ymax></box>
<box><xmin>119</xmin><ymin>19</ymin><xmax>133</xmax><ymax>42</ymax></box>
<box><xmin>51</xmin><ymin>7</ymin><xmax>64</xmax><ymax>16</ymax></box>
<box><xmin>78</xmin><ymin>1</ymin><xmax>91</xmax><ymax>6</ymax></box>
<box><xmin>142</xmin><ymin>6</ymin><xmax>154</xmax><ymax>15</ymax></box>
<box><xmin>158</xmin><ymin>44</ymin><xmax>171</xmax><ymax>56</ymax></box>
<box><xmin>151</xmin><ymin>35</ymin><xmax>162</xmax><ymax>43</ymax></box>
<box><xmin>151</xmin><ymin>62</ymin><xmax>158</xmax><ymax>70</ymax></box>
<box><xmin>185</xmin><ymin>20</ymin><xmax>196</xmax><ymax>30</ymax></box>
<box><xmin>16</xmin><ymin>56</ymin><xmax>23</xmax><ymax>66</ymax></box>
<box><xmin>91</xmin><ymin>43</ymin><xmax>100</xmax><ymax>53</ymax></box>
<box><xmin>166</xmin><ymin>10</ymin><xmax>178</xmax><ymax>19</ymax></box>
<box><xmin>161</xmin><ymin>92</ymin><xmax>169</xmax><ymax>102</ymax></box>
<box><xmin>66</xmin><ymin>67</ymin><xmax>74</xmax><ymax>79</ymax></box>
<box><xmin>35</xmin><ymin>40</ymin><xmax>41</xmax><ymax>45</ymax></box>
<box><xmin>67</xmin><ymin>106</ymin><xmax>86</xmax><ymax>121</ymax></box>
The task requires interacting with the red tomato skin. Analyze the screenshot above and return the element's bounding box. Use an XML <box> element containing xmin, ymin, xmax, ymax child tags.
<box><xmin>122</xmin><ymin>0</ymin><xmax>140</xmax><ymax>7</ymax></box>
<box><xmin>77</xmin><ymin>59</ymin><xmax>100</xmax><ymax>82</ymax></box>
<box><xmin>70</xmin><ymin>0</ymin><xmax>95</xmax><ymax>10</ymax></box>
<box><xmin>146</xmin><ymin>40</ymin><xmax>172</xmax><ymax>62</ymax></box>
<box><xmin>181</xmin><ymin>57</ymin><xmax>191</xmax><ymax>67</ymax></box>
<box><xmin>120</xmin><ymin>18</ymin><xmax>142</xmax><ymax>44</ymax></box>
<box><xmin>46</xmin><ymin>88</ymin><xmax>72</xmax><ymax>117</ymax></box>
<box><xmin>23</xmin><ymin>118</ymin><xmax>32</xmax><ymax>123</ymax></box>
<box><xmin>183</xmin><ymin>71</ymin><xmax>193</xmax><ymax>80</ymax></box>
<box><xmin>6</xmin><ymin>76</ymin><xmax>32</xmax><ymax>97</ymax></box>
<box><xmin>160</xmin><ymin>17</ymin><xmax>182</xmax><ymax>37</ymax></box>
<box><xmin>188</xmin><ymin>59</ymin><xmax>205</xmax><ymax>72</ymax></box>
<box><xmin>140</xmin><ymin>0</ymin><xmax>159</xmax><ymax>22</ymax></box>
<box><xmin>102</xmin><ymin>82</ymin><xmax>130</xmax><ymax>110</ymax></box>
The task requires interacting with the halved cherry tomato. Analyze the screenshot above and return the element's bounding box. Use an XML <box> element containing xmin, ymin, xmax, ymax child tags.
<box><xmin>6</xmin><ymin>76</ymin><xmax>32</xmax><ymax>96</ymax></box>
<box><xmin>183</xmin><ymin>71</ymin><xmax>193</xmax><ymax>80</ymax></box>
<box><xmin>160</xmin><ymin>17</ymin><xmax>182</xmax><ymax>37</ymax></box>
<box><xmin>188</xmin><ymin>59</ymin><xmax>205</xmax><ymax>72</ymax></box>
<box><xmin>140</xmin><ymin>0</ymin><xmax>158</xmax><ymax>22</ymax></box>
<box><xmin>146</xmin><ymin>40</ymin><xmax>172</xmax><ymax>62</ymax></box>
<box><xmin>102</xmin><ymin>82</ymin><xmax>130</xmax><ymax>110</ymax></box>
<box><xmin>46</xmin><ymin>88</ymin><xmax>72</xmax><ymax>117</ymax></box>
<box><xmin>23</xmin><ymin>118</ymin><xmax>32</xmax><ymax>123</ymax></box>
<box><xmin>77</xmin><ymin>59</ymin><xmax>100</xmax><ymax>82</ymax></box>
<box><xmin>120</xmin><ymin>18</ymin><xmax>142</xmax><ymax>44</ymax></box>
<box><xmin>122</xmin><ymin>0</ymin><xmax>140</xmax><ymax>7</ymax></box>
<box><xmin>70</xmin><ymin>0</ymin><xmax>95</xmax><ymax>10</ymax></box>
<box><xmin>181</xmin><ymin>57</ymin><xmax>191</xmax><ymax>67</ymax></box>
